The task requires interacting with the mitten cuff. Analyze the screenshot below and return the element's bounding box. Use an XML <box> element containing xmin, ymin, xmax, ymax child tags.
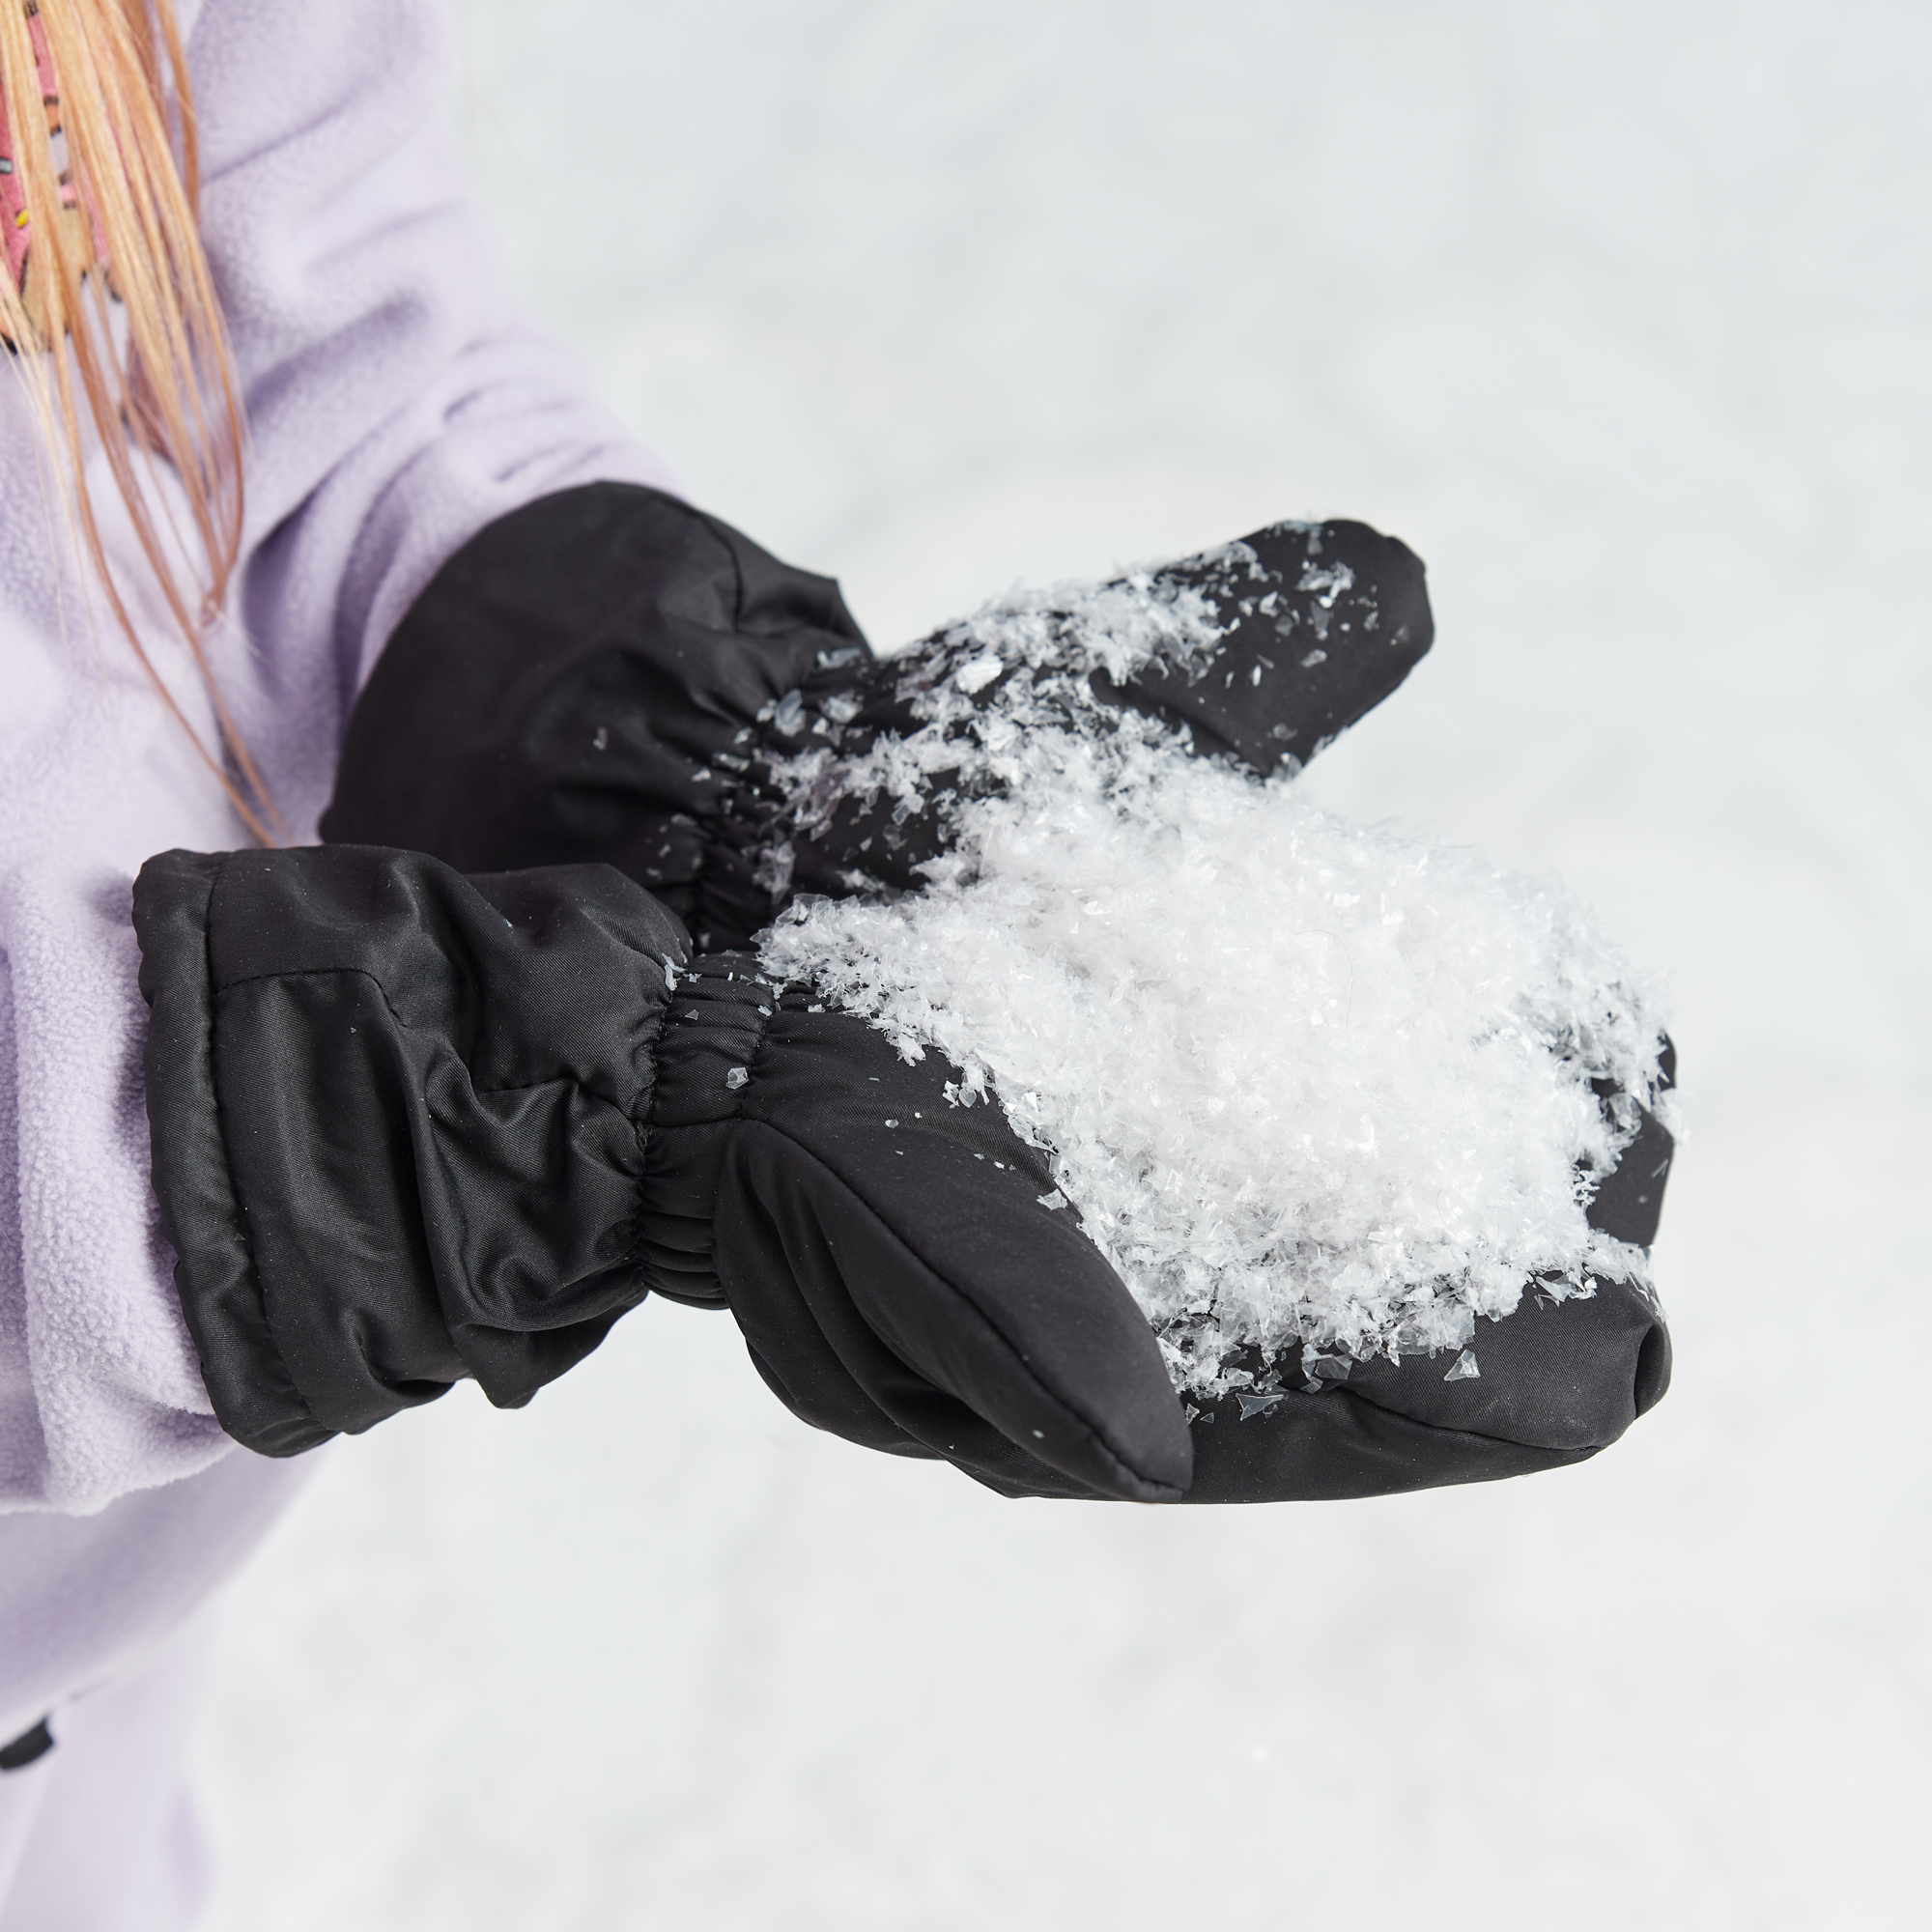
<box><xmin>133</xmin><ymin>845</ymin><xmax>691</xmax><ymax>1454</ymax></box>
<box><xmin>320</xmin><ymin>483</ymin><xmax>874</xmax><ymax>952</ymax></box>
<box><xmin>135</xmin><ymin>849</ymin><xmax>324</xmax><ymax>1456</ymax></box>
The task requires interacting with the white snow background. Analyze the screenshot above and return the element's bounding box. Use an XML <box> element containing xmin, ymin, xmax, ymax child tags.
<box><xmin>196</xmin><ymin>3</ymin><xmax>1931</xmax><ymax>1927</ymax></box>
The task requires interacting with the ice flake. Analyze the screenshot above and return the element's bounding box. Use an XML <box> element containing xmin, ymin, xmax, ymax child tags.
<box><xmin>954</xmin><ymin>653</ymin><xmax>1006</xmax><ymax>694</ymax></box>
<box><xmin>753</xmin><ymin>842</ymin><xmax>795</xmax><ymax>899</ymax></box>
<box><xmin>1443</xmin><ymin>1350</ymin><xmax>1481</xmax><ymax>1382</ymax></box>
<box><xmin>1297</xmin><ymin>561</ymin><xmax>1354</xmax><ymax>606</ymax></box>
<box><xmin>724</xmin><ymin>1066</ymin><xmax>750</xmax><ymax>1092</ymax></box>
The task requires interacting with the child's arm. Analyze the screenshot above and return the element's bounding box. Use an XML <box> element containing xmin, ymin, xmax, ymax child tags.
<box><xmin>1</xmin><ymin>0</ymin><xmax>668</xmax><ymax>1525</ymax></box>
<box><xmin>187</xmin><ymin>0</ymin><xmax>678</xmax><ymax>811</ymax></box>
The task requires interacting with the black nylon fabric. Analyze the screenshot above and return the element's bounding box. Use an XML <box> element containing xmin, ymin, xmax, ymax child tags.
<box><xmin>130</xmin><ymin>856</ymin><xmax>1190</xmax><ymax>1500</ymax></box>
<box><xmin>134</xmin><ymin>845</ymin><xmax>690</xmax><ymax>1450</ymax></box>
<box><xmin>1177</xmin><ymin>1281</ymin><xmax>1668</xmax><ymax>1505</ymax></box>
<box><xmin>135</xmin><ymin>851</ymin><xmax>326</xmax><ymax>1457</ymax></box>
<box><xmin>319</xmin><ymin>484</ymin><xmax>873</xmax><ymax>952</ymax></box>
<box><xmin>1108</xmin><ymin>518</ymin><xmax>1434</xmax><ymax>775</ymax></box>
<box><xmin>643</xmin><ymin>957</ymin><xmax>1193</xmax><ymax>1502</ymax></box>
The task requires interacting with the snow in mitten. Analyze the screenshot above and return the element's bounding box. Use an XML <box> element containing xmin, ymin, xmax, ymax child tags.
<box><xmin>753</xmin><ymin>549</ymin><xmax>1675</xmax><ymax>1503</ymax></box>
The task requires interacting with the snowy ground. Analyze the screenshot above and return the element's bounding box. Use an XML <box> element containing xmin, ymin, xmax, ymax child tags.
<box><xmin>196</xmin><ymin>3</ymin><xmax>1931</xmax><ymax>1927</ymax></box>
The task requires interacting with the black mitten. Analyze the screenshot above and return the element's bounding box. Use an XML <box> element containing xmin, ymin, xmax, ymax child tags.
<box><xmin>781</xmin><ymin>518</ymin><xmax>1433</xmax><ymax>899</ymax></box>
<box><xmin>730</xmin><ymin>1040</ymin><xmax>1673</xmax><ymax>1506</ymax></box>
<box><xmin>321</xmin><ymin>486</ymin><xmax>1432</xmax><ymax>949</ymax></box>
<box><xmin>131</xmin><ymin>844</ymin><xmax>1191</xmax><ymax>1501</ymax></box>
<box><xmin>703</xmin><ymin>1004</ymin><xmax>1674</xmax><ymax>1502</ymax></box>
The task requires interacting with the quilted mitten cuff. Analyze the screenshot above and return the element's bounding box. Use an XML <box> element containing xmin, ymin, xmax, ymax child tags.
<box><xmin>133</xmin><ymin>844</ymin><xmax>692</xmax><ymax>1456</ymax></box>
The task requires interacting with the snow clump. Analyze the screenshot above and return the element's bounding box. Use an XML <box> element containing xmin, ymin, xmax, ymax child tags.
<box><xmin>757</xmin><ymin>558</ymin><xmax>1671</xmax><ymax>1400</ymax></box>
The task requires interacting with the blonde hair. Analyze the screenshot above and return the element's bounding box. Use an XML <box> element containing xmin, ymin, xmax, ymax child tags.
<box><xmin>0</xmin><ymin>1</ymin><xmax>273</xmax><ymax>841</ymax></box>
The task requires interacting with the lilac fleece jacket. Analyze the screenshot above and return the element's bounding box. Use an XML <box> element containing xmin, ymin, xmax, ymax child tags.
<box><xmin>0</xmin><ymin>0</ymin><xmax>675</xmax><ymax>1737</ymax></box>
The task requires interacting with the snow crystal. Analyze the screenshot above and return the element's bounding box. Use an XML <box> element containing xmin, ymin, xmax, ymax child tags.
<box><xmin>953</xmin><ymin>653</ymin><xmax>1007</xmax><ymax>695</ymax></box>
<box><xmin>757</xmin><ymin>558</ymin><xmax>1670</xmax><ymax>1399</ymax></box>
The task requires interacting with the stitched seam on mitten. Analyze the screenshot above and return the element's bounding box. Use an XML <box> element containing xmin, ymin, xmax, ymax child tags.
<box><xmin>198</xmin><ymin>853</ymin><xmax>327</xmax><ymax>1444</ymax></box>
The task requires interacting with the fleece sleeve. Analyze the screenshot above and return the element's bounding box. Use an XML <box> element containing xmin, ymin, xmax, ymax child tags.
<box><xmin>185</xmin><ymin>0</ymin><xmax>680</xmax><ymax>836</ymax></box>
<box><xmin>1</xmin><ymin>0</ymin><xmax>676</xmax><ymax>1532</ymax></box>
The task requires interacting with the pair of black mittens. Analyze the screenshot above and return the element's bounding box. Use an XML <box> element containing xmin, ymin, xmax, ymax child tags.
<box><xmin>135</xmin><ymin>842</ymin><xmax>1669</xmax><ymax>1504</ymax></box>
